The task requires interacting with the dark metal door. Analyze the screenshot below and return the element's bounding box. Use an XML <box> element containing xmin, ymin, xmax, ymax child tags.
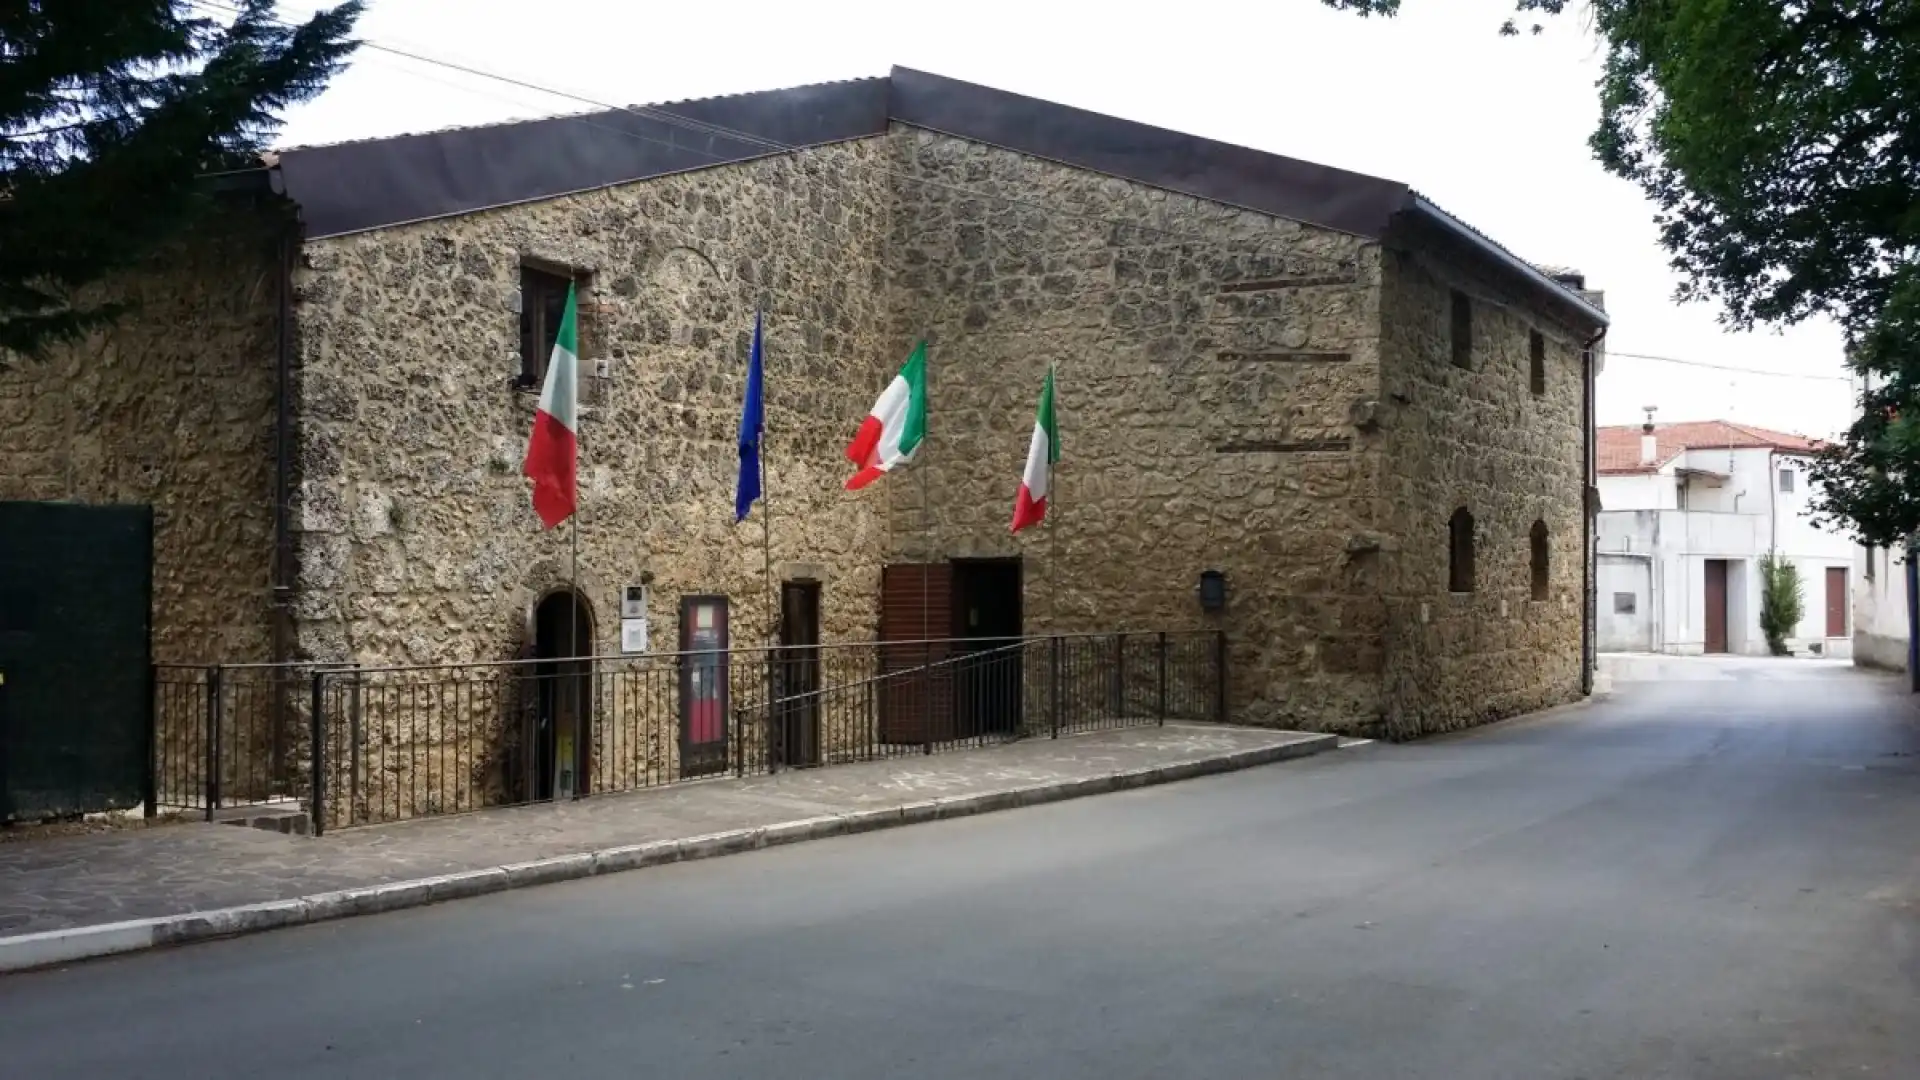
<box><xmin>1826</xmin><ymin>567</ymin><xmax>1849</xmax><ymax>637</ymax></box>
<box><xmin>1704</xmin><ymin>559</ymin><xmax>1729</xmax><ymax>654</ymax></box>
<box><xmin>0</xmin><ymin>502</ymin><xmax>153</xmax><ymax>821</ymax></box>
<box><xmin>678</xmin><ymin>596</ymin><xmax>729</xmax><ymax>778</ymax></box>
<box><xmin>953</xmin><ymin>559</ymin><xmax>1022</xmax><ymax>738</ymax></box>
<box><xmin>776</xmin><ymin>582</ymin><xmax>821</xmax><ymax>767</ymax></box>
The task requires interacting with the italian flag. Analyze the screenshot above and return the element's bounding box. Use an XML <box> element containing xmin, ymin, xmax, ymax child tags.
<box><xmin>523</xmin><ymin>283</ymin><xmax>579</xmax><ymax>529</ymax></box>
<box><xmin>1010</xmin><ymin>366</ymin><xmax>1057</xmax><ymax>533</ymax></box>
<box><xmin>844</xmin><ymin>341</ymin><xmax>928</xmax><ymax>490</ymax></box>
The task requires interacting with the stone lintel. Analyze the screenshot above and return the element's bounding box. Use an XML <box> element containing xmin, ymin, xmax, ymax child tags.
<box><xmin>1214</xmin><ymin>439</ymin><xmax>1352</xmax><ymax>455</ymax></box>
<box><xmin>1217</xmin><ymin>351</ymin><xmax>1352</xmax><ymax>364</ymax></box>
<box><xmin>1218</xmin><ymin>275</ymin><xmax>1358</xmax><ymax>293</ymax></box>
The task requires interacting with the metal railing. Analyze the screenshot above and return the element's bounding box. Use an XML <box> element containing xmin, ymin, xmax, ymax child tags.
<box><xmin>152</xmin><ymin>662</ymin><xmax>346</xmax><ymax>818</ymax></box>
<box><xmin>151</xmin><ymin>631</ymin><xmax>1224</xmax><ymax>833</ymax></box>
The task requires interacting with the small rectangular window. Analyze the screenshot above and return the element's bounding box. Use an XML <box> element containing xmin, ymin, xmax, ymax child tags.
<box><xmin>1450</xmin><ymin>290</ymin><xmax>1472</xmax><ymax>369</ymax></box>
<box><xmin>1613</xmin><ymin>592</ymin><xmax>1637</xmax><ymax>615</ymax></box>
<box><xmin>518</xmin><ymin>264</ymin><xmax>579</xmax><ymax>389</ymax></box>
<box><xmin>1778</xmin><ymin>468</ymin><xmax>1795</xmax><ymax>493</ymax></box>
<box><xmin>1528</xmin><ymin>330</ymin><xmax>1546</xmax><ymax>395</ymax></box>
<box><xmin>1866</xmin><ymin>545</ymin><xmax>1877</xmax><ymax>582</ymax></box>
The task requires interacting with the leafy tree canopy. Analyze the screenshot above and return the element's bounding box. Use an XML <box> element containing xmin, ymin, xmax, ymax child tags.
<box><xmin>1</xmin><ymin>0</ymin><xmax>362</xmax><ymax>360</ymax></box>
<box><xmin>1321</xmin><ymin>0</ymin><xmax>1568</xmax><ymax>36</ymax></box>
<box><xmin>1326</xmin><ymin>0</ymin><xmax>1920</xmax><ymax>547</ymax></box>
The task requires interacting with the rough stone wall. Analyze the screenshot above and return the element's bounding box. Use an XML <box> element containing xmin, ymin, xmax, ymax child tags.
<box><xmin>289</xmin><ymin>141</ymin><xmax>902</xmax><ymax>813</ymax></box>
<box><xmin>876</xmin><ymin>127</ymin><xmax>1388</xmax><ymax>732</ymax></box>
<box><xmin>1576</xmin><ymin>284</ymin><xmax>1605</xmax><ymax>694</ymax></box>
<box><xmin>291</xmin><ymin>140</ymin><xmax>897</xmax><ymax>665</ymax></box>
<box><xmin>0</xmin><ymin>215</ymin><xmax>282</xmax><ymax>664</ymax></box>
<box><xmin>287</xmin><ymin>118</ymin><xmax>1601</xmax><ymax>783</ymax></box>
<box><xmin>1375</xmin><ymin>236</ymin><xmax>1593</xmax><ymax>738</ymax></box>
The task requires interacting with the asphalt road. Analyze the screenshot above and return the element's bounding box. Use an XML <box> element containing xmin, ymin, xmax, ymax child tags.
<box><xmin>6</xmin><ymin>658</ymin><xmax>1918</xmax><ymax>1079</ymax></box>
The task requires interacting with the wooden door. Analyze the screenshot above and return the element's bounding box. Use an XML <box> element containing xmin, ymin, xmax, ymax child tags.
<box><xmin>678</xmin><ymin>596</ymin><xmax>729</xmax><ymax>777</ymax></box>
<box><xmin>877</xmin><ymin>563</ymin><xmax>953</xmax><ymax>745</ymax></box>
<box><xmin>1826</xmin><ymin>567</ymin><xmax>1849</xmax><ymax>637</ymax></box>
<box><xmin>777</xmin><ymin>582</ymin><xmax>821</xmax><ymax>767</ymax></box>
<box><xmin>1704</xmin><ymin>559</ymin><xmax>1729</xmax><ymax>654</ymax></box>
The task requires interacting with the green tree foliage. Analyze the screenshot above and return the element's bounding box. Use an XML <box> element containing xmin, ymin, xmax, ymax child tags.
<box><xmin>1319</xmin><ymin>0</ymin><xmax>1569</xmax><ymax>35</ymax></box>
<box><xmin>1759</xmin><ymin>551</ymin><xmax>1805</xmax><ymax>656</ymax></box>
<box><xmin>1</xmin><ymin>0</ymin><xmax>362</xmax><ymax>360</ymax></box>
<box><xmin>1325</xmin><ymin>1</ymin><xmax>1920</xmax><ymax>547</ymax></box>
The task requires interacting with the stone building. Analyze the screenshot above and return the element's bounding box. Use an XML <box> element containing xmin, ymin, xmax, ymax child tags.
<box><xmin>0</xmin><ymin>67</ymin><xmax>1608</xmax><ymax>801</ymax></box>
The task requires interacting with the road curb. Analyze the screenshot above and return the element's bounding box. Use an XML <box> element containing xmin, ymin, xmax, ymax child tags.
<box><xmin>0</xmin><ymin>731</ymin><xmax>1339</xmax><ymax>975</ymax></box>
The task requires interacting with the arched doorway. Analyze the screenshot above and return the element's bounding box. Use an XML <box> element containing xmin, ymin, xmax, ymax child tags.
<box><xmin>530</xmin><ymin>588</ymin><xmax>594</xmax><ymax>801</ymax></box>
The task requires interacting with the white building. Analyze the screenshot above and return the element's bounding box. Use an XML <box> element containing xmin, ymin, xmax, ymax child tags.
<box><xmin>1595</xmin><ymin>417</ymin><xmax>1854</xmax><ymax>656</ymax></box>
<box><xmin>1844</xmin><ymin>371</ymin><xmax>1912</xmax><ymax>673</ymax></box>
<box><xmin>1853</xmin><ymin>542</ymin><xmax>1909</xmax><ymax>671</ymax></box>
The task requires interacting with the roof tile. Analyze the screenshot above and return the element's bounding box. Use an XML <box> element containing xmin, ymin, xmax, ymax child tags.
<box><xmin>1597</xmin><ymin>420</ymin><xmax>1822</xmax><ymax>475</ymax></box>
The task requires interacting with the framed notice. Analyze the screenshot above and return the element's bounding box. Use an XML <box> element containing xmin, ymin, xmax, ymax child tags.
<box><xmin>620</xmin><ymin>617</ymin><xmax>649</xmax><ymax>654</ymax></box>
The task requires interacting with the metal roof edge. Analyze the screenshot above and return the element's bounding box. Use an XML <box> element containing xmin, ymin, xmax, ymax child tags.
<box><xmin>886</xmin><ymin>66</ymin><xmax>1412</xmax><ymax>239</ymax></box>
<box><xmin>1405</xmin><ymin>194</ymin><xmax>1610</xmax><ymax>329</ymax></box>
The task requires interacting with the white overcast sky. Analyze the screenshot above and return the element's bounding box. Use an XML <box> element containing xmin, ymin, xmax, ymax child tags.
<box><xmin>268</xmin><ymin>0</ymin><xmax>1857</xmax><ymax>439</ymax></box>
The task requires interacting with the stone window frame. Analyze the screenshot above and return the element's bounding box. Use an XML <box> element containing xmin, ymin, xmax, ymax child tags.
<box><xmin>1529</xmin><ymin>518</ymin><xmax>1550</xmax><ymax>601</ymax></box>
<box><xmin>1449</xmin><ymin>289</ymin><xmax>1473</xmax><ymax>370</ymax></box>
<box><xmin>516</xmin><ymin>259</ymin><xmax>593</xmax><ymax>392</ymax></box>
<box><xmin>1448</xmin><ymin>507</ymin><xmax>1476</xmax><ymax>593</ymax></box>
<box><xmin>1528</xmin><ymin>329</ymin><xmax>1546</xmax><ymax>395</ymax></box>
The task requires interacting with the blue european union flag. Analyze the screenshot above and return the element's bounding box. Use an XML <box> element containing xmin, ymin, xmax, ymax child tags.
<box><xmin>734</xmin><ymin>310</ymin><xmax>764</xmax><ymax>523</ymax></box>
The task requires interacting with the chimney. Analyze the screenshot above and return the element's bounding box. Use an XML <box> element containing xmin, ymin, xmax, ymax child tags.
<box><xmin>1640</xmin><ymin>406</ymin><xmax>1659</xmax><ymax>466</ymax></box>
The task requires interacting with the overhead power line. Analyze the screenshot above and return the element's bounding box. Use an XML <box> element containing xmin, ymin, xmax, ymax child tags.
<box><xmin>1605</xmin><ymin>350</ymin><xmax>1853</xmax><ymax>383</ymax></box>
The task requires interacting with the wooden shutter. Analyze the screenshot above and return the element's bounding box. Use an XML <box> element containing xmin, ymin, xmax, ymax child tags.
<box><xmin>877</xmin><ymin>563</ymin><xmax>953</xmax><ymax>745</ymax></box>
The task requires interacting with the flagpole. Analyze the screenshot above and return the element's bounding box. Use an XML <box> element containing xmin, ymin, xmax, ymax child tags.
<box><xmin>760</xmin><ymin>307</ymin><xmax>775</xmax><ymax>647</ymax></box>
<box><xmin>570</xmin><ymin>512</ymin><xmax>580</xmax><ymax>655</ymax></box>
<box><xmin>1049</xmin><ymin>364</ymin><xmax>1060</xmax><ymax>630</ymax></box>
<box><xmin>568</xmin><ymin>428</ymin><xmax>581</xmax><ymax>802</ymax></box>
<box><xmin>920</xmin><ymin>336</ymin><xmax>935</xmax><ymax>756</ymax></box>
<box><xmin>569</xmin><ymin>287</ymin><xmax>583</xmax><ymax>802</ymax></box>
<box><xmin>920</xmin><ymin>335</ymin><xmax>932</xmax><ymax>648</ymax></box>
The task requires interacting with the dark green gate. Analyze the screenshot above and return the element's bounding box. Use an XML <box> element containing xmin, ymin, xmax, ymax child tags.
<box><xmin>0</xmin><ymin>502</ymin><xmax>153</xmax><ymax>821</ymax></box>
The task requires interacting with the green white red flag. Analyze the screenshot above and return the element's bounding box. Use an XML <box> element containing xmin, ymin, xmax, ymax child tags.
<box><xmin>1011</xmin><ymin>366</ymin><xmax>1057</xmax><ymax>533</ymax></box>
<box><xmin>845</xmin><ymin>341</ymin><xmax>928</xmax><ymax>490</ymax></box>
<box><xmin>523</xmin><ymin>283</ymin><xmax>579</xmax><ymax>529</ymax></box>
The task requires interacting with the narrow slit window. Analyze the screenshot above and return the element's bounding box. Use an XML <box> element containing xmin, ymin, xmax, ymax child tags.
<box><xmin>1450</xmin><ymin>290</ymin><xmax>1472</xmax><ymax>369</ymax></box>
<box><xmin>1449</xmin><ymin>507</ymin><xmax>1476</xmax><ymax>593</ymax></box>
<box><xmin>1529</xmin><ymin>330</ymin><xmax>1546</xmax><ymax>395</ymax></box>
<box><xmin>1530</xmin><ymin>519</ymin><xmax>1550</xmax><ymax>601</ymax></box>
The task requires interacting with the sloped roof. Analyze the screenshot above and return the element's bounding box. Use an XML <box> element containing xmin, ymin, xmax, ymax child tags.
<box><xmin>270</xmin><ymin>66</ymin><xmax>1606</xmax><ymax>329</ymax></box>
<box><xmin>1597</xmin><ymin>420</ymin><xmax>1822</xmax><ymax>475</ymax></box>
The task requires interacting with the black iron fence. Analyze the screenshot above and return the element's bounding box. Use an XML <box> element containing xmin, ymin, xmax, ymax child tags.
<box><xmin>149</xmin><ymin>631</ymin><xmax>1224</xmax><ymax>833</ymax></box>
<box><xmin>152</xmin><ymin>662</ymin><xmax>349</xmax><ymax>818</ymax></box>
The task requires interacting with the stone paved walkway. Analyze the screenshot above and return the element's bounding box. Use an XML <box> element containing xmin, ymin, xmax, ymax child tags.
<box><xmin>0</xmin><ymin>724</ymin><xmax>1328</xmax><ymax>938</ymax></box>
